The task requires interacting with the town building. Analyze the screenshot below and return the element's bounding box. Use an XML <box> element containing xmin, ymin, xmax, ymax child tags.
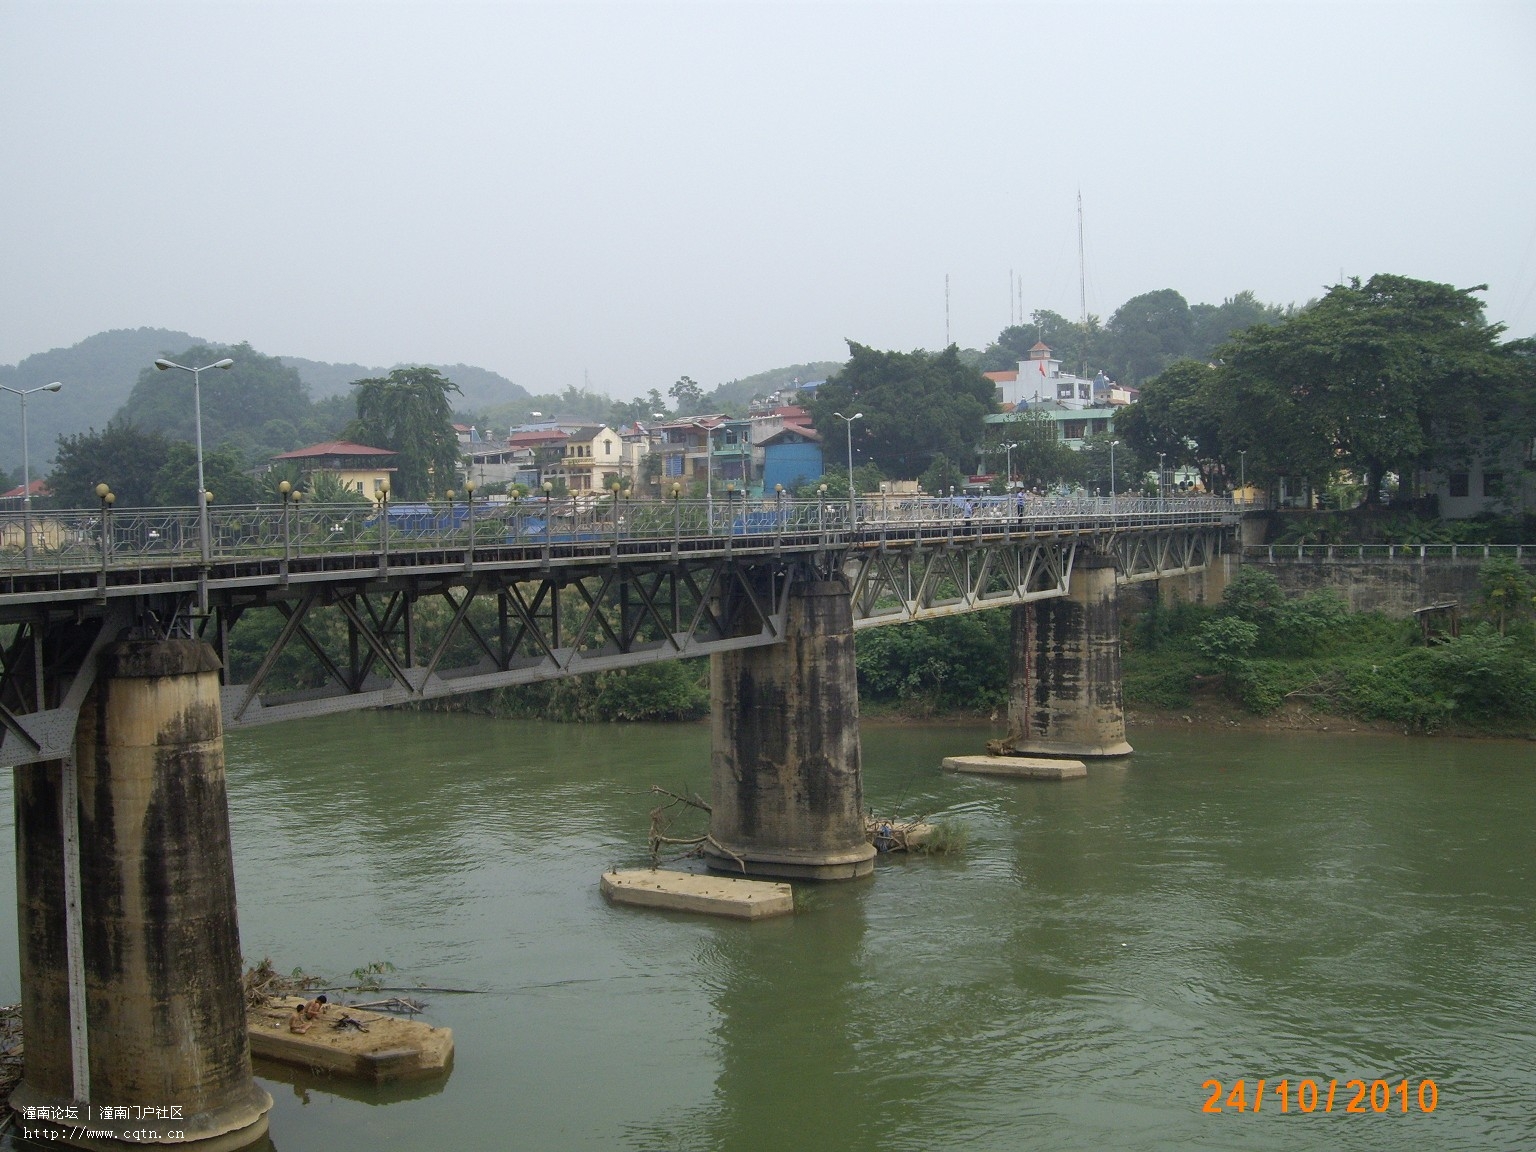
<box><xmin>988</xmin><ymin>343</ymin><xmax>1102</xmax><ymax>410</ymax></box>
<box><xmin>543</xmin><ymin>425</ymin><xmax>625</xmax><ymax>493</ymax></box>
<box><xmin>270</xmin><ymin>441</ymin><xmax>398</xmax><ymax>502</ymax></box>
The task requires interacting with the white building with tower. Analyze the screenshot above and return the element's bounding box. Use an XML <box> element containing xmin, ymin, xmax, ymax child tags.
<box><xmin>989</xmin><ymin>342</ymin><xmax>1100</xmax><ymax>410</ymax></box>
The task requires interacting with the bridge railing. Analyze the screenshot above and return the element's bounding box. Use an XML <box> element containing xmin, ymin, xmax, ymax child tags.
<box><xmin>1247</xmin><ymin>543</ymin><xmax>1531</xmax><ymax>562</ymax></box>
<box><xmin>0</xmin><ymin>494</ymin><xmax>1237</xmax><ymax>575</ymax></box>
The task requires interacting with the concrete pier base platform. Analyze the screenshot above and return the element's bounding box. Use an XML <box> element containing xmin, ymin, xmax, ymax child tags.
<box><xmin>601</xmin><ymin>869</ymin><xmax>795</xmax><ymax>919</ymax></box>
<box><xmin>943</xmin><ymin>755</ymin><xmax>1088</xmax><ymax>780</ymax></box>
<box><xmin>247</xmin><ymin>999</ymin><xmax>453</xmax><ymax>1083</ymax></box>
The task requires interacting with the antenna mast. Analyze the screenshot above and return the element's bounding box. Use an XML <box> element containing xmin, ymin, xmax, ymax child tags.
<box><xmin>945</xmin><ymin>273</ymin><xmax>951</xmax><ymax>347</ymax></box>
<box><xmin>1077</xmin><ymin>188</ymin><xmax>1087</xmax><ymax>326</ymax></box>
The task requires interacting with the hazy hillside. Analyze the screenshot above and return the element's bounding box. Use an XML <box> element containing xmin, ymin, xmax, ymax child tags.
<box><xmin>704</xmin><ymin>361</ymin><xmax>842</xmax><ymax>412</ymax></box>
<box><xmin>0</xmin><ymin>327</ymin><xmax>204</xmax><ymax>475</ymax></box>
<box><xmin>0</xmin><ymin>328</ymin><xmax>537</xmax><ymax>473</ymax></box>
<box><xmin>0</xmin><ymin>327</ymin><xmax>822</xmax><ymax>474</ymax></box>
<box><xmin>281</xmin><ymin>357</ymin><xmax>530</xmax><ymax>411</ymax></box>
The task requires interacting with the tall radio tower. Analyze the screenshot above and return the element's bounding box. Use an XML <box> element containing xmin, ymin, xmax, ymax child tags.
<box><xmin>1077</xmin><ymin>188</ymin><xmax>1087</xmax><ymax>326</ymax></box>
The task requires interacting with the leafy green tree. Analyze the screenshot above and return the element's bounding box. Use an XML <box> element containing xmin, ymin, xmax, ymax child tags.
<box><xmin>980</xmin><ymin>310</ymin><xmax>1106</xmax><ymax>376</ymax></box>
<box><xmin>810</xmin><ymin>343</ymin><xmax>994</xmax><ymax>480</ymax></box>
<box><xmin>1214</xmin><ymin>275</ymin><xmax>1511</xmax><ymax>504</ymax></box>
<box><xmin>123</xmin><ymin>342</ymin><xmax>319</xmax><ymax>461</ymax></box>
<box><xmin>1188</xmin><ymin>290</ymin><xmax>1289</xmax><ymax>361</ymax></box>
<box><xmin>669</xmin><ymin>376</ymin><xmax>705</xmax><ymax>415</ymax></box>
<box><xmin>45</xmin><ymin>421</ymin><xmax>171</xmax><ymax>508</ymax></box>
<box><xmin>1114</xmin><ymin>359</ymin><xmax>1229</xmax><ymax>489</ymax></box>
<box><xmin>1077</xmin><ymin>433</ymin><xmax>1146</xmax><ymax>496</ymax></box>
<box><xmin>608</xmin><ymin>388</ymin><xmax>669</xmax><ymax>429</ymax></box>
<box><xmin>852</xmin><ymin>462</ymin><xmax>886</xmax><ymax>494</ymax></box>
<box><xmin>1103</xmin><ymin>289</ymin><xmax>1193</xmax><ymax>384</ymax></box>
<box><xmin>152</xmin><ymin>442</ymin><xmax>260</xmax><ymax>507</ymax></box>
<box><xmin>985</xmin><ymin>409</ymin><xmax>1079</xmax><ymax>489</ymax></box>
<box><xmin>919</xmin><ymin>453</ymin><xmax>966</xmax><ymax>496</ymax></box>
<box><xmin>1479</xmin><ymin>557</ymin><xmax>1533</xmax><ymax>635</ymax></box>
<box><xmin>346</xmin><ymin>367</ymin><xmax>462</xmax><ymax>500</ymax></box>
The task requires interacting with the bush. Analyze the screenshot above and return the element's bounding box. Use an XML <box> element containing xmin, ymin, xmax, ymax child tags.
<box><xmin>855</xmin><ymin>613</ymin><xmax>1009</xmax><ymax>712</ymax></box>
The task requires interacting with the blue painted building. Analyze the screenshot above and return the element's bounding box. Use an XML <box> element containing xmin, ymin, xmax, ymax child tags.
<box><xmin>760</xmin><ymin>427</ymin><xmax>824</xmax><ymax>492</ymax></box>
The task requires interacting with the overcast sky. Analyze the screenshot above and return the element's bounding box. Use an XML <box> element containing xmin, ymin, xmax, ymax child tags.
<box><xmin>3</xmin><ymin>1</ymin><xmax>1532</xmax><ymax>398</ymax></box>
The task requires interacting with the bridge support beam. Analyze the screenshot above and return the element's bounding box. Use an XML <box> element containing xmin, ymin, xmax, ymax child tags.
<box><xmin>706</xmin><ymin>579</ymin><xmax>875</xmax><ymax>880</ymax></box>
<box><xmin>1006</xmin><ymin>554</ymin><xmax>1133</xmax><ymax>758</ymax></box>
<box><xmin>12</xmin><ymin>639</ymin><xmax>271</xmax><ymax>1150</ymax></box>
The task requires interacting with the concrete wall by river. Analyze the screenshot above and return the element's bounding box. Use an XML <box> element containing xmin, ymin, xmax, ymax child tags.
<box><xmin>1242</xmin><ymin>548</ymin><xmax>1536</xmax><ymax>617</ymax></box>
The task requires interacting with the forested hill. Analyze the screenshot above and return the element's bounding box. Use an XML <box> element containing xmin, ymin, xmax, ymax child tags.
<box><xmin>702</xmin><ymin>361</ymin><xmax>843</xmax><ymax>413</ymax></box>
<box><xmin>0</xmin><ymin>328</ymin><xmax>534</xmax><ymax>475</ymax></box>
<box><xmin>0</xmin><ymin>327</ymin><xmax>204</xmax><ymax>480</ymax></box>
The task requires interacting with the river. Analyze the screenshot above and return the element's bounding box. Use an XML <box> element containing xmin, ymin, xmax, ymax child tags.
<box><xmin>2</xmin><ymin>715</ymin><xmax>1533</xmax><ymax>1151</ymax></box>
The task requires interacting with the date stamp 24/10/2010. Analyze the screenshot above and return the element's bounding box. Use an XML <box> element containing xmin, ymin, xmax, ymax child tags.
<box><xmin>1202</xmin><ymin>1078</ymin><xmax>1438</xmax><ymax>1115</ymax></box>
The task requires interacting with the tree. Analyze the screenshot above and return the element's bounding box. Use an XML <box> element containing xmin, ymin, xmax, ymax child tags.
<box><xmin>1479</xmin><ymin>557</ymin><xmax>1532</xmax><ymax>636</ymax></box>
<box><xmin>1077</xmin><ymin>433</ymin><xmax>1146</xmax><ymax>496</ymax></box>
<box><xmin>984</xmin><ymin>409</ymin><xmax>1080</xmax><ymax>489</ymax></box>
<box><xmin>121</xmin><ymin>342</ymin><xmax>322</xmax><ymax>462</ymax></box>
<box><xmin>1189</xmin><ymin>290</ymin><xmax>1289</xmax><ymax>361</ymax></box>
<box><xmin>152</xmin><ymin>442</ymin><xmax>260</xmax><ymax>507</ymax></box>
<box><xmin>346</xmin><ymin>367</ymin><xmax>463</xmax><ymax>500</ymax></box>
<box><xmin>1213</xmin><ymin>275</ymin><xmax>1511</xmax><ymax>504</ymax></box>
<box><xmin>1103</xmin><ymin>289</ymin><xmax>1193</xmax><ymax>384</ymax></box>
<box><xmin>45</xmin><ymin>421</ymin><xmax>172</xmax><ymax>508</ymax></box>
<box><xmin>980</xmin><ymin>310</ymin><xmax>1106</xmax><ymax>377</ymax></box>
<box><xmin>669</xmin><ymin>376</ymin><xmax>705</xmax><ymax>415</ymax></box>
<box><xmin>919</xmin><ymin>453</ymin><xmax>966</xmax><ymax>496</ymax></box>
<box><xmin>1115</xmin><ymin>359</ymin><xmax>1228</xmax><ymax>489</ymax></box>
<box><xmin>809</xmin><ymin>343</ymin><xmax>995</xmax><ymax>480</ymax></box>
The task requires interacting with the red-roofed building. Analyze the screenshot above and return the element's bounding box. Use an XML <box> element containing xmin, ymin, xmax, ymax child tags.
<box><xmin>0</xmin><ymin>479</ymin><xmax>49</xmax><ymax>503</ymax></box>
<box><xmin>270</xmin><ymin>441</ymin><xmax>397</xmax><ymax>501</ymax></box>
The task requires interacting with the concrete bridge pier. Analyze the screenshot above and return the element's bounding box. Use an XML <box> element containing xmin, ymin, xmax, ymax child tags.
<box><xmin>1006</xmin><ymin>554</ymin><xmax>1133</xmax><ymax>758</ymax></box>
<box><xmin>705</xmin><ymin>579</ymin><xmax>876</xmax><ymax>880</ymax></box>
<box><xmin>11</xmin><ymin>639</ymin><xmax>272</xmax><ymax>1149</ymax></box>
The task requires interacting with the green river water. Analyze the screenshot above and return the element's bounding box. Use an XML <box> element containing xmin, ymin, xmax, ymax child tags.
<box><xmin>2</xmin><ymin>714</ymin><xmax>1533</xmax><ymax>1151</ymax></box>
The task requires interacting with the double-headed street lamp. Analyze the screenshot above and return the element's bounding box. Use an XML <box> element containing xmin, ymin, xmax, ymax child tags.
<box><xmin>1109</xmin><ymin>439</ymin><xmax>1120</xmax><ymax>503</ymax></box>
<box><xmin>833</xmin><ymin>411</ymin><xmax>863</xmax><ymax>524</ymax></box>
<box><xmin>154</xmin><ymin>357</ymin><xmax>234</xmax><ymax>595</ymax></box>
<box><xmin>1</xmin><ymin>380</ymin><xmax>63</xmax><ymax>566</ymax></box>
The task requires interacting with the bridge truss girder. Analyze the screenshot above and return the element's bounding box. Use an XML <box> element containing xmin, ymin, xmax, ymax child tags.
<box><xmin>844</xmin><ymin>537</ymin><xmax>1079</xmax><ymax>629</ymax></box>
<box><xmin>1114</xmin><ymin>529</ymin><xmax>1223</xmax><ymax>583</ymax></box>
<box><xmin>214</xmin><ymin>553</ymin><xmax>801</xmax><ymax>730</ymax></box>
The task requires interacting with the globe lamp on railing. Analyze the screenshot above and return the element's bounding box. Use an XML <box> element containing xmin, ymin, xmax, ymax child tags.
<box><xmin>95</xmin><ymin>483</ymin><xmax>115</xmax><ymax>573</ymax></box>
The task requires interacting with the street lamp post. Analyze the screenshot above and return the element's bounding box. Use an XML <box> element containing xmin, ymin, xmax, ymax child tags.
<box><xmin>833</xmin><ymin>411</ymin><xmax>863</xmax><ymax>526</ymax></box>
<box><xmin>1</xmin><ymin>380</ymin><xmax>63</xmax><ymax>567</ymax></box>
<box><xmin>155</xmin><ymin>356</ymin><xmax>234</xmax><ymax>605</ymax></box>
<box><xmin>1158</xmin><ymin>451</ymin><xmax>1166</xmax><ymax>511</ymax></box>
<box><xmin>464</xmin><ymin>479</ymin><xmax>477</xmax><ymax>569</ymax></box>
<box><xmin>543</xmin><ymin>481</ymin><xmax>555</xmax><ymax>557</ymax></box>
<box><xmin>1109</xmin><ymin>439</ymin><xmax>1119</xmax><ymax>503</ymax></box>
<box><xmin>704</xmin><ymin>424</ymin><xmax>714</xmax><ymax>533</ymax></box>
<box><xmin>1003</xmin><ymin>441</ymin><xmax>1016</xmax><ymax>493</ymax></box>
<box><xmin>1239</xmin><ymin>450</ymin><xmax>1248</xmax><ymax>506</ymax></box>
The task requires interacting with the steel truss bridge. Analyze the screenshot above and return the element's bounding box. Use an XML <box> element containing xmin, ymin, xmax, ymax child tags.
<box><xmin>0</xmin><ymin>495</ymin><xmax>1236</xmax><ymax>767</ymax></box>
